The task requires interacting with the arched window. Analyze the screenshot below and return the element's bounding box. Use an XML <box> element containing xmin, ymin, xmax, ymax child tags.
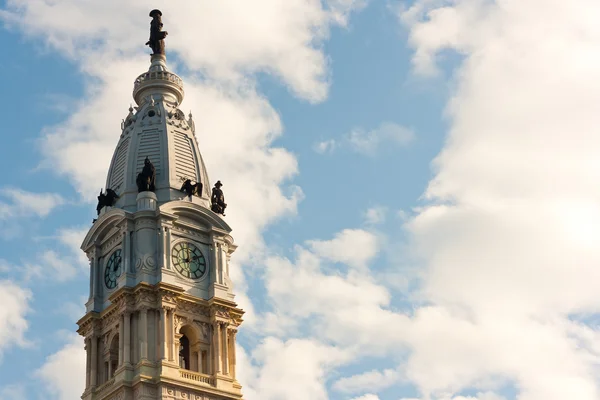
<box><xmin>178</xmin><ymin>323</ymin><xmax>210</xmax><ymax>374</ymax></box>
<box><xmin>179</xmin><ymin>334</ymin><xmax>190</xmax><ymax>369</ymax></box>
<box><xmin>109</xmin><ymin>335</ymin><xmax>118</xmax><ymax>378</ymax></box>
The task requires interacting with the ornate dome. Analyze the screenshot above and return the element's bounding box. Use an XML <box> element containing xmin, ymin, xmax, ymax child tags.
<box><xmin>104</xmin><ymin>54</ymin><xmax>212</xmax><ymax>212</ymax></box>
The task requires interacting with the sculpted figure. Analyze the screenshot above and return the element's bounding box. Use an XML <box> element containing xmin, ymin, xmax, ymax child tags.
<box><xmin>146</xmin><ymin>9</ymin><xmax>168</xmax><ymax>55</ymax></box>
<box><xmin>96</xmin><ymin>189</ymin><xmax>106</xmax><ymax>216</ymax></box>
<box><xmin>180</xmin><ymin>179</ymin><xmax>203</xmax><ymax>201</ymax></box>
<box><xmin>136</xmin><ymin>157</ymin><xmax>156</xmax><ymax>192</ymax></box>
<box><xmin>211</xmin><ymin>181</ymin><xmax>227</xmax><ymax>216</ymax></box>
<box><xmin>93</xmin><ymin>188</ymin><xmax>119</xmax><ymax>223</ymax></box>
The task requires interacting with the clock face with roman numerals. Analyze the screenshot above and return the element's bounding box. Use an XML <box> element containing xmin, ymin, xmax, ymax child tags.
<box><xmin>171</xmin><ymin>242</ymin><xmax>207</xmax><ymax>279</ymax></box>
<box><xmin>104</xmin><ymin>249</ymin><xmax>122</xmax><ymax>289</ymax></box>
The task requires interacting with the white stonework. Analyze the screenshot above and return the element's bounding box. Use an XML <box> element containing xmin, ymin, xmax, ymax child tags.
<box><xmin>77</xmin><ymin>53</ymin><xmax>244</xmax><ymax>400</ymax></box>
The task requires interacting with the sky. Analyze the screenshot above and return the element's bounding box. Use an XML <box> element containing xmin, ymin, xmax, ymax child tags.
<box><xmin>1</xmin><ymin>0</ymin><xmax>600</xmax><ymax>399</ymax></box>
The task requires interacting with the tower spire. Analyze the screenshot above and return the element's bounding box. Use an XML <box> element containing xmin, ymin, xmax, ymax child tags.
<box><xmin>78</xmin><ymin>12</ymin><xmax>243</xmax><ymax>399</ymax></box>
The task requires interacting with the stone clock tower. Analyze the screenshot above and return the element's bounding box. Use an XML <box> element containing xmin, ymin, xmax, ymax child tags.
<box><xmin>77</xmin><ymin>10</ymin><xmax>244</xmax><ymax>400</ymax></box>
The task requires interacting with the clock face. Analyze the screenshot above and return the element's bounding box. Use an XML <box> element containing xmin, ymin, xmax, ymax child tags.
<box><xmin>172</xmin><ymin>242</ymin><xmax>207</xmax><ymax>279</ymax></box>
<box><xmin>104</xmin><ymin>249</ymin><xmax>122</xmax><ymax>289</ymax></box>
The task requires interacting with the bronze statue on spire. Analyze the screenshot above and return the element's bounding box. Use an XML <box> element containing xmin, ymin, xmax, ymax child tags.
<box><xmin>146</xmin><ymin>9</ymin><xmax>168</xmax><ymax>55</ymax></box>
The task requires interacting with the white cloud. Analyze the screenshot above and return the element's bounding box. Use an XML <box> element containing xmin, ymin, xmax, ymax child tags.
<box><xmin>350</xmin><ymin>394</ymin><xmax>381</xmax><ymax>400</ymax></box>
<box><xmin>56</xmin><ymin>226</ymin><xmax>90</xmax><ymax>267</ymax></box>
<box><xmin>36</xmin><ymin>332</ymin><xmax>85</xmax><ymax>400</ymax></box>
<box><xmin>333</xmin><ymin>368</ymin><xmax>400</xmax><ymax>394</ymax></box>
<box><xmin>401</xmin><ymin>394</ymin><xmax>507</xmax><ymax>400</ymax></box>
<box><xmin>314</xmin><ymin>122</ymin><xmax>415</xmax><ymax>155</ymax></box>
<box><xmin>347</xmin><ymin>122</ymin><xmax>414</xmax><ymax>155</ymax></box>
<box><xmin>0</xmin><ymin>280</ymin><xmax>32</xmax><ymax>358</ymax></box>
<box><xmin>0</xmin><ymin>384</ymin><xmax>26</xmax><ymax>400</ymax></box>
<box><xmin>364</xmin><ymin>206</ymin><xmax>387</xmax><ymax>225</ymax></box>
<box><xmin>247</xmin><ymin>337</ymin><xmax>352</xmax><ymax>400</ymax></box>
<box><xmin>396</xmin><ymin>0</ymin><xmax>600</xmax><ymax>399</ymax></box>
<box><xmin>306</xmin><ymin>228</ymin><xmax>380</xmax><ymax>269</ymax></box>
<box><xmin>313</xmin><ymin>139</ymin><xmax>338</xmax><ymax>154</ymax></box>
<box><xmin>262</xmin><ymin>244</ymin><xmax>408</xmax><ymax>354</ymax></box>
<box><xmin>0</xmin><ymin>188</ymin><xmax>65</xmax><ymax>220</ymax></box>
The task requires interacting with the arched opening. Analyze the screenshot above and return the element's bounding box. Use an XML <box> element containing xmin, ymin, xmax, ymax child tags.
<box><xmin>178</xmin><ymin>323</ymin><xmax>210</xmax><ymax>374</ymax></box>
<box><xmin>179</xmin><ymin>334</ymin><xmax>190</xmax><ymax>369</ymax></box>
<box><xmin>108</xmin><ymin>334</ymin><xmax>119</xmax><ymax>378</ymax></box>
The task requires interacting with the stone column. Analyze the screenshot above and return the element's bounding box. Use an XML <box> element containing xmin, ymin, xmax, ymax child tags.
<box><xmin>141</xmin><ymin>308</ymin><xmax>148</xmax><ymax>360</ymax></box>
<box><xmin>216</xmin><ymin>243</ymin><xmax>223</xmax><ymax>284</ymax></box>
<box><xmin>118</xmin><ymin>320</ymin><xmax>124</xmax><ymax>366</ymax></box>
<box><xmin>123</xmin><ymin>312</ymin><xmax>131</xmax><ymax>365</ymax></box>
<box><xmin>107</xmin><ymin>359</ymin><xmax>112</xmax><ymax>379</ymax></box>
<box><xmin>88</xmin><ymin>257</ymin><xmax>94</xmax><ymax>301</ymax></box>
<box><xmin>210</xmin><ymin>242</ymin><xmax>218</xmax><ymax>284</ymax></box>
<box><xmin>85</xmin><ymin>339</ymin><xmax>91</xmax><ymax>388</ymax></box>
<box><xmin>221</xmin><ymin>323</ymin><xmax>229</xmax><ymax>375</ymax></box>
<box><xmin>175</xmin><ymin>332</ymin><xmax>183</xmax><ymax>367</ymax></box>
<box><xmin>220</xmin><ymin>244</ymin><xmax>227</xmax><ymax>284</ymax></box>
<box><xmin>159</xmin><ymin>308</ymin><xmax>167</xmax><ymax>360</ymax></box>
<box><xmin>91</xmin><ymin>253</ymin><xmax>98</xmax><ymax>300</ymax></box>
<box><xmin>230</xmin><ymin>330</ymin><xmax>237</xmax><ymax>378</ymax></box>
<box><xmin>90</xmin><ymin>336</ymin><xmax>98</xmax><ymax>387</ymax></box>
<box><xmin>197</xmin><ymin>349</ymin><xmax>203</xmax><ymax>374</ymax></box>
<box><xmin>157</xmin><ymin>227</ymin><xmax>164</xmax><ymax>269</ymax></box>
<box><xmin>165</xmin><ymin>228</ymin><xmax>172</xmax><ymax>270</ymax></box>
<box><xmin>213</xmin><ymin>322</ymin><xmax>221</xmax><ymax>374</ymax></box>
<box><xmin>169</xmin><ymin>310</ymin><xmax>175</xmax><ymax>362</ymax></box>
<box><xmin>122</xmin><ymin>230</ymin><xmax>131</xmax><ymax>274</ymax></box>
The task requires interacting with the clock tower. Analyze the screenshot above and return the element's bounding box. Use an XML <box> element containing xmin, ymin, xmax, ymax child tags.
<box><xmin>76</xmin><ymin>10</ymin><xmax>244</xmax><ymax>400</ymax></box>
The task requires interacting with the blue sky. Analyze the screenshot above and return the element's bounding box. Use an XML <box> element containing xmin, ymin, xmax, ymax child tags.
<box><xmin>2</xmin><ymin>1</ymin><xmax>600</xmax><ymax>400</ymax></box>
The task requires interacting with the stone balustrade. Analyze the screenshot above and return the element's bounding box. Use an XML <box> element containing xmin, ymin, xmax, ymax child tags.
<box><xmin>94</xmin><ymin>377</ymin><xmax>115</xmax><ymax>395</ymax></box>
<box><xmin>134</xmin><ymin>70</ymin><xmax>183</xmax><ymax>91</ymax></box>
<box><xmin>179</xmin><ymin>369</ymin><xmax>214</xmax><ymax>385</ymax></box>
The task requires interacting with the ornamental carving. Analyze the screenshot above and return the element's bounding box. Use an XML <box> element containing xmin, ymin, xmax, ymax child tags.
<box><xmin>177</xmin><ymin>301</ymin><xmax>210</xmax><ymax>316</ymax></box>
<box><xmin>160</xmin><ymin>292</ymin><xmax>178</xmax><ymax>303</ymax></box>
<box><xmin>135</xmin><ymin>291</ymin><xmax>156</xmax><ymax>305</ymax></box>
<box><xmin>103</xmin><ymin>311</ymin><xmax>120</xmax><ymax>330</ymax></box>
<box><xmin>135</xmin><ymin>254</ymin><xmax>156</xmax><ymax>271</ymax></box>
<box><xmin>195</xmin><ymin>321</ymin><xmax>210</xmax><ymax>341</ymax></box>
<box><xmin>171</xmin><ymin>226</ymin><xmax>206</xmax><ymax>240</ymax></box>
<box><xmin>174</xmin><ymin>314</ymin><xmax>188</xmax><ymax>330</ymax></box>
<box><xmin>211</xmin><ymin>306</ymin><xmax>231</xmax><ymax>319</ymax></box>
<box><xmin>101</xmin><ymin>234</ymin><xmax>122</xmax><ymax>253</ymax></box>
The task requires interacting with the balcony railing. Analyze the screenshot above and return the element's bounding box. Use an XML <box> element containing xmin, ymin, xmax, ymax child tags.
<box><xmin>179</xmin><ymin>369</ymin><xmax>214</xmax><ymax>385</ymax></box>
<box><xmin>94</xmin><ymin>377</ymin><xmax>115</xmax><ymax>394</ymax></box>
<box><xmin>133</xmin><ymin>71</ymin><xmax>183</xmax><ymax>91</ymax></box>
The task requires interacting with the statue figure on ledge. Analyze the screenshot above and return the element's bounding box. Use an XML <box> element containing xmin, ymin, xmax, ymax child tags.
<box><xmin>93</xmin><ymin>188</ymin><xmax>119</xmax><ymax>223</ymax></box>
<box><xmin>211</xmin><ymin>181</ymin><xmax>227</xmax><ymax>216</ymax></box>
<box><xmin>136</xmin><ymin>157</ymin><xmax>156</xmax><ymax>192</ymax></box>
<box><xmin>146</xmin><ymin>9</ymin><xmax>168</xmax><ymax>55</ymax></box>
<box><xmin>180</xmin><ymin>179</ymin><xmax>203</xmax><ymax>201</ymax></box>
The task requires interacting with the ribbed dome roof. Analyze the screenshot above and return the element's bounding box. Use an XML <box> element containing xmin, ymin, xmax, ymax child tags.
<box><xmin>104</xmin><ymin>54</ymin><xmax>212</xmax><ymax>212</ymax></box>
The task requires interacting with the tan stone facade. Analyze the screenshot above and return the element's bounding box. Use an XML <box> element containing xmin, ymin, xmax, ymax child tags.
<box><xmin>78</xmin><ymin>282</ymin><xmax>243</xmax><ymax>400</ymax></box>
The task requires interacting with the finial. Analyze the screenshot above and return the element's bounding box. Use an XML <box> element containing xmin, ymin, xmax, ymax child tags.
<box><xmin>129</xmin><ymin>104</ymin><xmax>134</xmax><ymax>113</ymax></box>
<box><xmin>188</xmin><ymin>111</ymin><xmax>193</xmax><ymax>119</ymax></box>
<box><xmin>145</xmin><ymin>9</ymin><xmax>168</xmax><ymax>56</ymax></box>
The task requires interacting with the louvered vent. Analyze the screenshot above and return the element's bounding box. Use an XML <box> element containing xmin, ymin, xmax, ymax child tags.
<box><xmin>108</xmin><ymin>138</ymin><xmax>130</xmax><ymax>192</ymax></box>
<box><xmin>136</xmin><ymin>130</ymin><xmax>162</xmax><ymax>179</ymax></box>
<box><xmin>174</xmin><ymin>132</ymin><xmax>198</xmax><ymax>182</ymax></box>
